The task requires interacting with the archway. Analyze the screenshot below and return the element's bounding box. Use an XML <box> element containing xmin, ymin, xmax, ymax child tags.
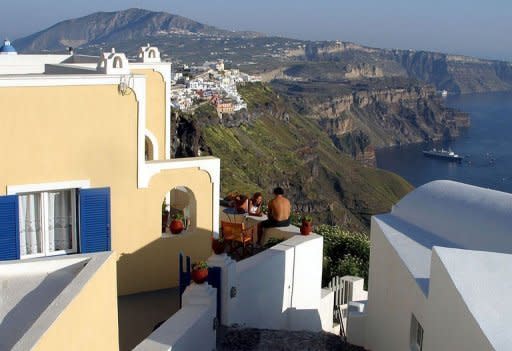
<box><xmin>162</xmin><ymin>186</ymin><xmax>196</xmax><ymax>234</ymax></box>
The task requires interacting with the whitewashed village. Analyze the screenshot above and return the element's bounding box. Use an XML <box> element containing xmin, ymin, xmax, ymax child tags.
<box><xmin>171</xmin><ymin>59</ymin><xmax>260</xmax><ymax>114</ymax></box>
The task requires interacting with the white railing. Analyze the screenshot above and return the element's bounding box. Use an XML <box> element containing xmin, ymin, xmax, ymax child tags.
<box><xmin>328</xmin><ymin>276</ymin><xmax>367</xmax><ymax>336</ymax></box>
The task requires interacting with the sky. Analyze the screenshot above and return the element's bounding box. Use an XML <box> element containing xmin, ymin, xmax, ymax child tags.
<box><xmin>1</xmin><ymin>0</ymin><xmax>511</xmax><ymax>60</ymax></box>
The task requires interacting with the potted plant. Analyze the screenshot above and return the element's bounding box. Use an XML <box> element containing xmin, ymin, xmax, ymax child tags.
<box><xmin>169</xmin><ymin>213</ymin><xmax>185</xmax><ymax>234</ymax></box>
<box><xmin>162</xmin><ymin>201</ymin><xmax>170</xmax><ymax>233</ymax></box>
<box><xmin>191</xmin><ymin>261</ymin><xmax>209</xmax><ymax>284</ymax></box>
<box><xmin>212</xmin><ymin>237</ymin><xmax>225</xmax><ymax>255</ymax></box>
<box><xmin>300</xmin><ymin>215</ymin><xmax>313</xmax><ymax>235</ymax></box>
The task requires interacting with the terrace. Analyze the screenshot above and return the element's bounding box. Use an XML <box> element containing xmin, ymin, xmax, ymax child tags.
<box><xmin>132</xmin><ymin>213</ymin><xmax>338</xmax><ymax>350</ymax></box>
<box><xmin>118</xmin><ymin>211</ymin><xmax>305</xmax><ymax>350</ymax></box>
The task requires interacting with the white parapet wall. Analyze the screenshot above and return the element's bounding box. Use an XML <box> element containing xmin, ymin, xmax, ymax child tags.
<box><xmin>210</xmin><ymin>232</ymin><xmax>332</xmax><ymax>332</ymax></box>
<box><xmin>134</xmin><ymin>283</ymin><xmax>217</xmax><ymax>351</ymax></box>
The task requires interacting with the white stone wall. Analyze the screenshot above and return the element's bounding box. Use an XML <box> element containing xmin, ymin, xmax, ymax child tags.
<box><xmin>134</xmin><ymin>283</ymin><xmax>217</xmax><ymax>351</ymax></box>
<box><xmin>0</xmin><ymin>55</ymin><xmax>70</xmax><ymax>75</ymax></box>
<box><xmin>423</xmin><ymin>250</ymin><xmax>494</xmax><ymax>351</ymax></box>
<box><xmin>355</xmin><ymin>234</ymin><xmax>496</xmax><ymax>351</ymax></box>
<box><xmin>363</xmin><ymin>219</ymin><xmax>428</xmax><ymax>351</ymax></box>
<box><xmin>228</xmin><ymin>234</ymin><xmax>331</xmax><ymax>332</ymax></box>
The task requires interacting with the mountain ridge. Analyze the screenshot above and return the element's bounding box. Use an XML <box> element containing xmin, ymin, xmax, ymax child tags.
<box><xmin>12</xmin><ymin>8</ymin><xmax>512</xmax><ymax>94</ymax></box>
<box><xmin>13</xmin><ymin>8</ymin><xmax>264</xmax><ymax>53</ymax></box>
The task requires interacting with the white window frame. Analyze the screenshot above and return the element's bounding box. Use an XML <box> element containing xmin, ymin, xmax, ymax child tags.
<box><xmin>7</xmin><ymin>180</ymin><xmax>90</xmax><ymax>259</ymax></box>
<box><xmin>18</xmin><ymin>190</ymin><xmax>78</xmax><ymax>259</ymax></box>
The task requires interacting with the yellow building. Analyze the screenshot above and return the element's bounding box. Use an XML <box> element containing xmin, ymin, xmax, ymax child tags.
<box><xmin>0</xmin><ymin>43</ymin><xmax>220</xmax><ymax>349</ymax></box>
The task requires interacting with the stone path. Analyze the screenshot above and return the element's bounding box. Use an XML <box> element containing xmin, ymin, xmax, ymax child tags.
<box><xmin>217</xmin><ymin>327</ymin><xmax>365</xmax><ymax>351</ymax></box>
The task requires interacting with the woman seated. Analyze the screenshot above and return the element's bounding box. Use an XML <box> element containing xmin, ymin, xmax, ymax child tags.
<box><xmin>248</xmin><ymin>192</ymin><xmax>263</xmax><ymax>216</ymax></box>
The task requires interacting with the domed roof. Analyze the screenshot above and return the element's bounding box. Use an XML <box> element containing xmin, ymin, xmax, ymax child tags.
<box><xmin>0</xmin><ymin>39</ymin><xmax>17</xmax><ymax>54</ymax></box>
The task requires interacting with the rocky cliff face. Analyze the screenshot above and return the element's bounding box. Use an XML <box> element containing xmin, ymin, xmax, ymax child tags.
<box><xmin>316</xmin><ymin>85</ymin><xmax>469</xmax><ymax>144</ymax></box>
<box><xmin>272</xmin><ymin>80</ymin><xmax>470</xmax><ymax>166</ymax></box>
<box><xmin>344</xmin><ymin>64</ymin><xmax>384</xmax><ymax>79</ymax></box>
<box><xmin>303</xmin><ymin>43</ymin><xmax>512</xmax><ymax>94</ymax></box>
<box><xmin>387</xmin><ymin>50</ymin><xmax>512</xmax><ymax>93</ymax></box>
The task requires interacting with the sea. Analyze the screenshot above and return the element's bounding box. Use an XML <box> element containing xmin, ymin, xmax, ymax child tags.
<box><xmin>376</xmin><ymin>92</ymin><xmax>512</xmax><ymax>194</ymax></box>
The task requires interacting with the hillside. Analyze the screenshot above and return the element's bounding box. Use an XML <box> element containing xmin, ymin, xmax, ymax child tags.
<box><xmin>13</xmin><ymin>8</ymin><xmax>262</xmax><ymax>53</ymax></box>
<box><xmin>174</xmin><ymin>83</ymin><xmax>413</xmax><ymax>231</ymax></box>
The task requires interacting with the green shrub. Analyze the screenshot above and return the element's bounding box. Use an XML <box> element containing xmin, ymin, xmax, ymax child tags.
<box><xmin>316</xmin><ymin>225</ymin><xmax>370</xmax><ymax>287</ymax></box>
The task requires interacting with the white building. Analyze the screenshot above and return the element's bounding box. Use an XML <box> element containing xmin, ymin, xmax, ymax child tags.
<box><xmin>348</xmin><ymin>180</ymin><xmax>512</xmax><ymax>351</ymax></box>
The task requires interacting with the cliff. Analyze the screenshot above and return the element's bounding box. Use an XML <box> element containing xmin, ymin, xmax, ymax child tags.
<box><xmin>271</xmin><ymin>79</ymin><xmax>470</xmax><ymax>165</ymax></box>
<box><xmin>389</xmin><ymin>50</ymin><xmax>512</xmax><ymax>94</ymax></box>
<box><xmin>172</xmin><ymin>83</ymin><xmax>413</xmax><ymax>231</ymax></box>
<box><xmin>302</xmin><ymin>42</ymin><xmax>512</xmax><ymax>94</ymax></box>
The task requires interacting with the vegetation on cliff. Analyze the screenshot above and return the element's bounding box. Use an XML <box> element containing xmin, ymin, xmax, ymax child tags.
<box><xmin>199</xmin><ymin>83</ymin><xmax>413</xmax><ymax>231</ymax></box>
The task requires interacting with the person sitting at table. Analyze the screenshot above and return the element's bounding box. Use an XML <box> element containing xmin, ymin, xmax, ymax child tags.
<box><xmin>235</xmin><ymin>194</ymin><xmax>249</xmax><ymax>214</ymax></box>
<box><xmin>248</xmin><ymin>192</ymin><xmax>264</xmax><ymax>216</ymax></box>
<box><xmin>258</xmin><ymin>187</ymin><xmax>291</xmax><ymax>244</ymax></box>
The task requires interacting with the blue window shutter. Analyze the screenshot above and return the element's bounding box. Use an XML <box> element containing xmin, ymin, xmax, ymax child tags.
<box><xmin>79</xmin><ymin>188</ymin><xmax>111</xmax><ymax>253</ymax></box>
<box><xmin>0</xmin><ymin>195</ymin><xmax>20</xmax><ymax>260</ymax></box>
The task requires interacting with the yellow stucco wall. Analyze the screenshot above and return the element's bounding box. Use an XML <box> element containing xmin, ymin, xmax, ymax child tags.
<box><xmin>132</xmin><ymin>69</ymin><xmax>166</xmax><ymax>160</ymax></box>
<box><xmin>0</xmin><ymin>84</ymin><xmax>213</xmax><ymax>295</ymax></box>
<box><xmin>32</xmin><ymin>254</ymin><xmax>119</xmax><ymax>351</ymax></box>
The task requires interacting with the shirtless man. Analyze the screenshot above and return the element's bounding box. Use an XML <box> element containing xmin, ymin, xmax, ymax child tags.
<box><xmin>258</xmin><ymin>187</ymin><xmax>291</xmax><ymax>244</ymax></box>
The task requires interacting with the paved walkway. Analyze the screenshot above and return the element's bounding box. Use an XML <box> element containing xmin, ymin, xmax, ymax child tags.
<box><xmin>217</xmin><ymin>327</ymin><xmax>364</xmax><ymax>351</ymax></box>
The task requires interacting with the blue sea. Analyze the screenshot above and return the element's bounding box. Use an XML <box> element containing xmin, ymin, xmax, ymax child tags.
<box><xmin>376</xmin><ymin>92</ymin><xmax>512</xmax><ymax>194</ymax></box>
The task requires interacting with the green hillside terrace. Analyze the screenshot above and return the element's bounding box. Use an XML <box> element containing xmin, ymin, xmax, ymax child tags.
<box><xmin>202</xmin><ymin>83</ymin><xmax>412</xmax><ymax>231</ymax></box>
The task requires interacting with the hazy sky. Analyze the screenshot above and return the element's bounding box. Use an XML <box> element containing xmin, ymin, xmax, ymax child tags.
<box><xmin>1</xmin><ymin>0</ymin><xmax>511</xmax><ymax>60</ymax></box>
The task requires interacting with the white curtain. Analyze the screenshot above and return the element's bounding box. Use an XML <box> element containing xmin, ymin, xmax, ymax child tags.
<box><xmin>19</xmin><ymin>193</ymin><xmax>42</xmax><ymax>256</ymax></box>
<box><xmin>47</xmin><ymin>190</ymin><xmax>73</xmax><ymax>252</ymax></box>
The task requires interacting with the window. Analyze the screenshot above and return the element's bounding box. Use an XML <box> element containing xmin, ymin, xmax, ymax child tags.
<box><xmin>0</xmin><ymin>183</ymin><xmax>111</xmax><ymax>261</ymax></box>
<box><xmin>18</xmin><ymin>189</ymin><xmax>77</xmax><ymax>258</ymax></box>
<box><xmin>410</xmin><ymin>314</ymin><xmax>424</xmax><ymax>351</ymax></box>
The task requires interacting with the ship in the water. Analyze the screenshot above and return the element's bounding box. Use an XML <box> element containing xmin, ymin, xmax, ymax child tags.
<box><xmin>423</xmin><ymin>148</ymin><xmax>463</xmax><ymax>162</ymax></box>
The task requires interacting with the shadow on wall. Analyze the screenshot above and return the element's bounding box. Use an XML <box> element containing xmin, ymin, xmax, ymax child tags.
<box><xmin>116</xmin><ymin>227</ymin><xmax>213</xmax><ymax>295</ymax></box>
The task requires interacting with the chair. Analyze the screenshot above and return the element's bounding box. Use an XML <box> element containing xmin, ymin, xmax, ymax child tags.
<box><xmin>221</xmin><ymin>220</ymin><xmax>256</xmax><ymax>259</ymax></box>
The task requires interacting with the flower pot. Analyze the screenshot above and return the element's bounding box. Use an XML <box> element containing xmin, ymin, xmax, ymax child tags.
<box><xmin>300</xmin><ymin>220</ymin><xmax>313</xmax><ymax>235</ymax></box>
<box><xmin>212</xmin><ymin>239</ymin><xmax>225</xmax><ymax>255</ymax></box>
<box><xmin>170</xmin><ymin>219</ymin><xmax>184</xmax><ymax>234</ymax></box>
<box><xmin>191</xmin><ymin>268</ymin><xmax>208</xmax><ymax>284</ymax></box>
